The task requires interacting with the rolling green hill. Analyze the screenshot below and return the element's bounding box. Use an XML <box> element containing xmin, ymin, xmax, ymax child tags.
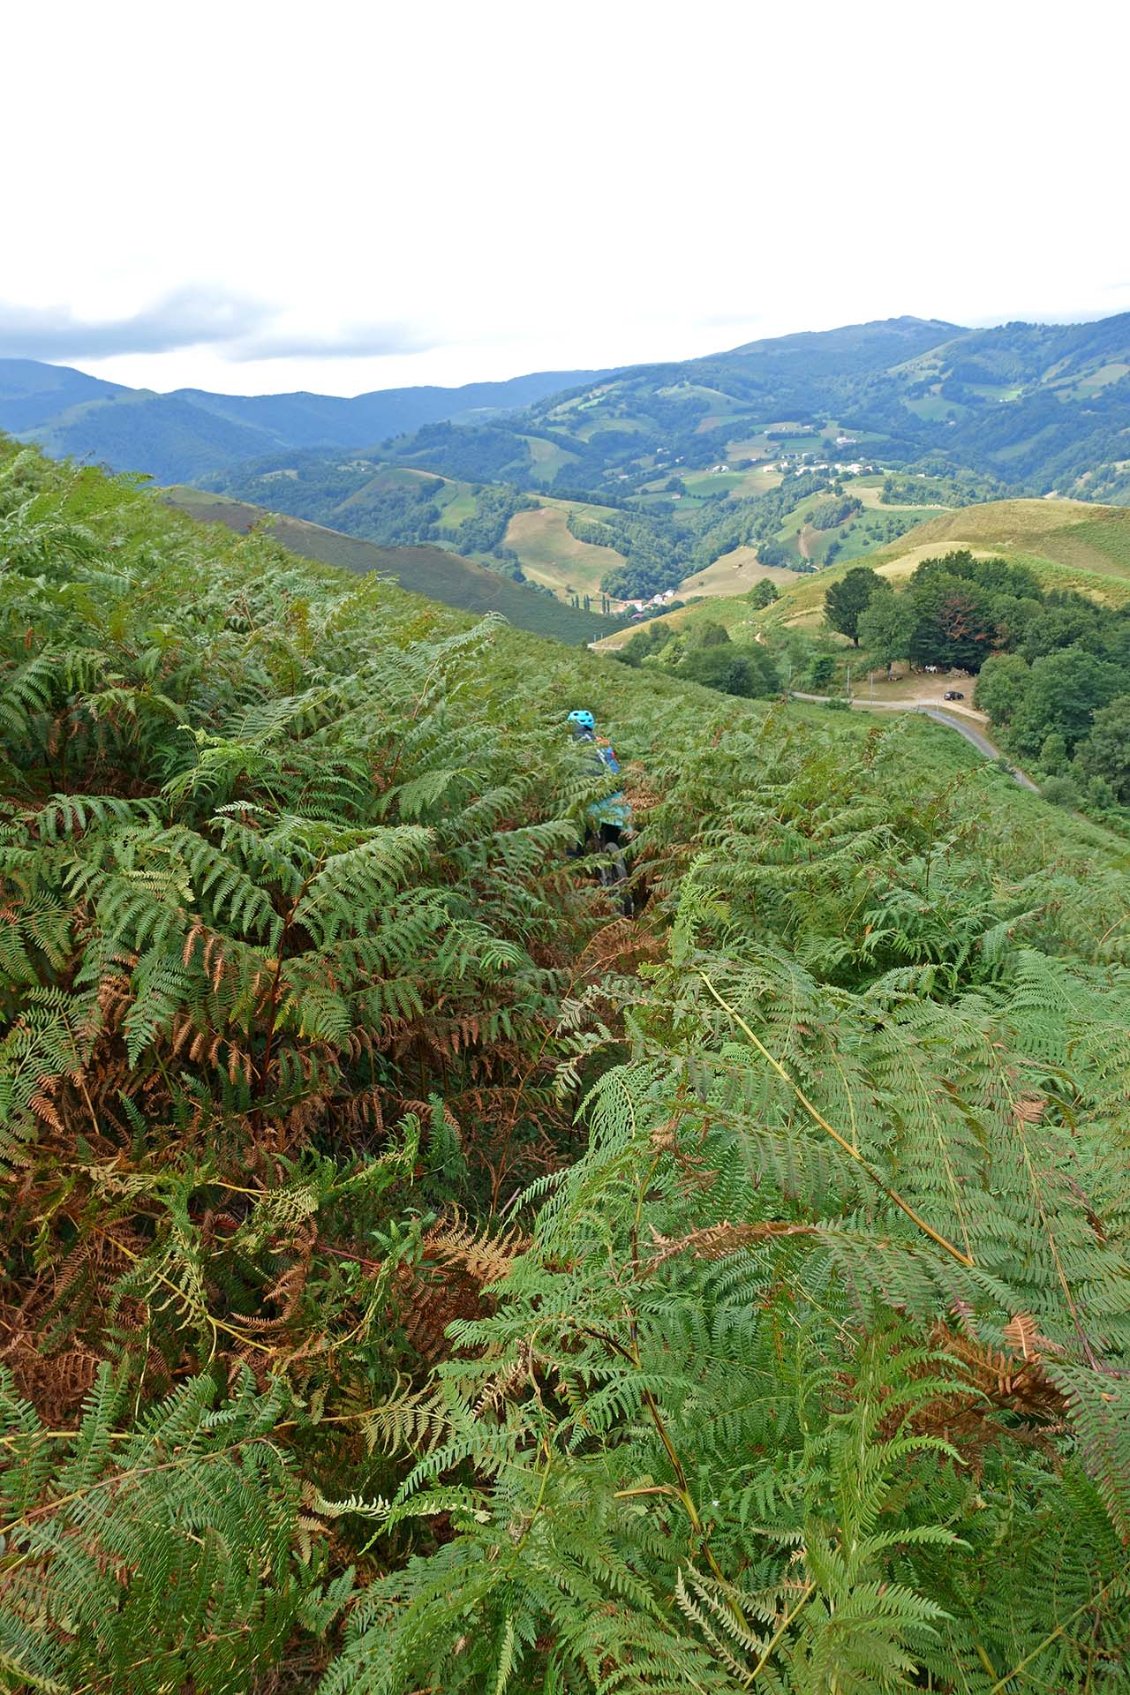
<box><xmin>756</xmin><ymin>498</ymin><xmax>1130</xmax><ymax>628</ymax></box>
<box><xmin>162</xmin><ymin>487</ymin><xmax>624</xmax><ymax>643</ymax></box>
<box><xmin>868</xmin><ymin>497</ymin><xmax>1130</xmax><ymax>583</ymax></box>
<box><xmin>0</xmin><ymin>360</ymin><xmax>610</xmax><ymax>483</ymax></box>
<box><xmin>595</xmin><ymin>496</ymin><xmax>1130</xmax><ymax>655</ymax></box>
<box><xmin>10</xmin><ymin>312</ymin><xmax>1130</xmax><ymax>505</ymax></box>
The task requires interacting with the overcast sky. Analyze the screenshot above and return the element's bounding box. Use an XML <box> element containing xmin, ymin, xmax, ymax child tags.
<box><xmin>5</xmin><ymin>0</ymin><xmax>1128</xmax><ymax>397</ymax></box>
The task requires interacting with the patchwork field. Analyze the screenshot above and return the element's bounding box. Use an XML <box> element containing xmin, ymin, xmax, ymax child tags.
<box><xmin>505</xmin><ymin>504</ymin><xmax>626</xmax><ymax>600</ymax></box>
<box><xmin>161</xmin><ymin>489</ymin><xmax>619</xmax><ymax>643</ymax></box>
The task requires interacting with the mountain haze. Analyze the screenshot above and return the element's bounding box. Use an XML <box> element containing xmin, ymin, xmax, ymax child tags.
<box><xmin>6</xmin><ymin>314</ymin><xmax>1129</xmax><ymax>502</ymax></box>
<box><xmin>0</xmin><ymin>361</ymin><xmax>614</xmax><ymax>483</ymax></box>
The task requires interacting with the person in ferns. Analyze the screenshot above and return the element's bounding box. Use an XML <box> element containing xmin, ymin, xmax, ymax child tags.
<box><xmin>567</xmin><ymin>707</ymin><xmax>633</xmax><ymax>915</ymax></box>
<box><xmin>567</xmin><ymin>708</ymin><xmax>631</xmax><ymax>854</ymax></box>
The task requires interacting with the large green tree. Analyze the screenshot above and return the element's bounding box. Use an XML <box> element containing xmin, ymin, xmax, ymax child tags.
<box><xmin>680</xmin><ymin>640</ymin><xmax>778</xmax><ymax>696</ymax></box>
<box><xmin>1075</xmin><ymin>693</ymin><xmax>1130</xmax><ymax>801</ymax></box>
<box><xmin>908</xmin><ymin>570</ymin><xmax>998</xmax><ymax>671</ymax></box>
<box><xmin>824</xmin><ymin>566</ymin><xmax>883</xmax><ymax>645</ymax></box>
<box><xmin>1009</xmin><ymin>647</ymin><xmax>1124</xmax><ymax>755</ymax></box>
<box><xmin>974</xmin><ymin>652</ymin><xmax>1032</xmax><ymax>724</ymax></box>
<box><xmin>688</xmin><ymin>619</ymin><xmax>732</xmax><ymax>649</ymax></box>
<box><xmin>857</xmin><ymin>588</ymin><xmax>917</xmax><ymax>676</ymax></box>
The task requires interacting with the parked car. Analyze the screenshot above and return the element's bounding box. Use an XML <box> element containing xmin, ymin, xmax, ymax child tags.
<box><xmin>943</xmin><ymin>690</ymin><xmax>965</xmax><ymax>701</ymax></box>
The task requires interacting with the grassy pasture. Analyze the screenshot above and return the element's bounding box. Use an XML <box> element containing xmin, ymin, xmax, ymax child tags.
<box><xmin>681</xmin><ymin>470</ymin><xmax>748</xmax><ymax>496</ymax></box>
<box><xmin>731</xmin><ymin>465</ymin><xmax>784</xmax><ymax>496</ymax></box>
<box><xmin>724</xmin><ymin>433</ymin><xmax>775</xmax><ymax>461</ymax></box>
<box><xmin>879</xmin><ymin>500</ymin><xmax>1130</xmax><ymax>586</ymax></box>
<box><xmin>676</xmin><ymin>548</ymin><xmax>804</xmax><ymax>599</ymax></box>
<box><xmin>849</xmin><ymin>476</ymin><xmax>896</xmax><ymax>509</ymax></box>
<box><xmin>752</xmin><ymin>497</ymin><xmax>1130</xmax><ymax>631</ymax></box>
<box><xmin>523</xmin><ymin>435</ymin><xmax>578</xmax><ymax>481</ymax></box>
<box><xmin>505</xmin><ymin>505</ymin><xmax>625</xmax><ymax>600</ymax></box>
<box><xmin>903</xmin><ymin>395</ymin><xmax>966</xmax><ymax>421</ymax></box>
<box><xmin>436</xmin><ymin>484</ymin><xmax>478</xmax><ymax>526</ymax></box>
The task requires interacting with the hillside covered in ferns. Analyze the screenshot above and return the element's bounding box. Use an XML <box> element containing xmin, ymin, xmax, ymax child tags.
<box><xmin>1</xmin><ymin>437</ymin><xmax>1129</xmax><ymax>1694</ymax></box>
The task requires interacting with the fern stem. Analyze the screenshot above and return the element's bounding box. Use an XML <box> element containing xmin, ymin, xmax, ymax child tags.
<box><xmin>746</xmin><ymin>1581</ymin><xmax>815</xmax><ymax>1685</ymax></box>
<box><xmin>1010</xmin><ymin>1106</ymin><xmax>1101</xmax><ymax>1370</ymax></box>
<box><xmin>513</xmin><ymin>1439</ymin><xmax>554</xmax><ymax>1554</ymax></box>
<box><xmin>0</xmin><ymin>1434</ymin><xmax>288</xmax><ymax>1543</ymax></box>
<box><xmin>696</xmin><ymin>971</ymin><xmax>974</xmax><ymax>1268</ymax></box>
<box><xmin>99</xmin><ymin>1229</ymin><xmax>276</xmax><ymax>1356</ymax></box>
<box><xmin>987</xmin><ymin>1572</ymin><xmax>1123</xmax><ymax>1693</ymax></box>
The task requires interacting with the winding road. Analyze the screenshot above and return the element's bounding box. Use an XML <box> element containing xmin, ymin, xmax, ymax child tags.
<box><xmin>790</xmin><ymin>694</ymin><xmax>1039</xmax><ymax>791</ymax></box>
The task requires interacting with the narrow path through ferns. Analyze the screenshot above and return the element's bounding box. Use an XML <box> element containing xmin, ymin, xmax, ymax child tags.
<box><xmin>2</xmin><ymin>441</ymin><xmax>1128</xmax><ymax>1693</ymax></box>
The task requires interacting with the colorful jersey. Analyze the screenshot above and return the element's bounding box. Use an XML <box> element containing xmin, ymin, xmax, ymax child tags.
<box><xmin>588</xmin><ymin>737</ymin><xmax>630</xmax><ymax>828</ymax></box>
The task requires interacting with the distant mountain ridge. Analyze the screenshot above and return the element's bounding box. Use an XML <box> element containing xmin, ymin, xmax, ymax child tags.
<box><xmin>5</xmin><ymin>311</ymin><xmax>1129</xmax><ymax>544</ymax></box>
<box><xmin>505</xmin><ymin>313</ymin><xmax>1130</xmax><ymax>502</ymax></box>
<box><xmin>704</xmin><ymin>315</ymin><xmax>963</xmax><ymax>377</ymax></box>
<box><xmin>0</xmin><ymin>360</ymin><xmax>615</xmax><ymax>484</ymax></box>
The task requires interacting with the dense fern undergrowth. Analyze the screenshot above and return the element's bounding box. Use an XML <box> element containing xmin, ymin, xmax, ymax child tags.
<box><xmin>1</xmin><ymin>438</ymin><xmax>1129</xmax><ymax>1693</ymax></box>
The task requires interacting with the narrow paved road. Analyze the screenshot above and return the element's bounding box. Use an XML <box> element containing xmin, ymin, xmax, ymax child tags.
<box><xmin>918</xmin><ymin>708</ymin><xmax>1039</xmax><ymax>790</ymax></box>
<box><xmin>790</xmin><ymin>694</ymin><xmax>1039</xmax><ymax>791</ymax></box>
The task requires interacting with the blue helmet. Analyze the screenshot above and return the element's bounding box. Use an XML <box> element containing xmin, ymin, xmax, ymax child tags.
<box><xmin>567</xmin><ymin>709</ymin><xmax>595</xmax><ymax>731</ymax></box>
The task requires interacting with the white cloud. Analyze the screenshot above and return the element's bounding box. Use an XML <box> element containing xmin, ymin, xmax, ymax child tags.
<box><xmin>5</xmin><ymin>0</ymin><xmax>1128</xmax><ymax>395</ymax></box>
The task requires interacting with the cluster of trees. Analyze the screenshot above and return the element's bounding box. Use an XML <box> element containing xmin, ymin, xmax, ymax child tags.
<box><xmin>397</xmin><ymin>419</ymin><xmax>535</xmax><ymax>485</ymax></box>
<box><xmin>880</xmin><ymin>470</ymin><xmax>1001</xmax><ymax>506</ymax></box>
<box><xmin>755</xmin><ymin>540</ymin><xmax>796</xmax><ymax>567</ymax></box>
<box><xmin>826</xmin><ymin>552</ymin><xmax>1049</xmax><ymax>669</ymax></box>
<box><xmin>214</xmin><ymin>450</ymin><xmax>383</xmax><ymax>522</ymax></box>
<box><xmin>566</xmin><ymin>509</ymin><xmax>618</xmax><ymax>550</ymax></box>
<box><xmin>977</xmin><ymin>650</ymin><xmax>1130</xmax><ymax>806</ymax></box>
<box><xmin>807</xmin><ymin>493</ymin><xmax>863</xmax><ymax>530</ymax></box>
<box><xmin>328</xmin><ymin>477</ymin><xmax>448</xmax><ymax>548</ymax></box>
<box><xmin>823</xmin><ymin>553</ymin><xmax>1130</xmax><ymax>810</ymax></box>
<box><xmin>613</xmin><ymin>616</ymin><xmax>780</xmax><ymax>698</ymax></box>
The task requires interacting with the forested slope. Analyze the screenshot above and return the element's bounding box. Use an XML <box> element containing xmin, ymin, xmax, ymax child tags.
<box><xmin>2</xmin><ymin>440</ymin><xmax>1129</xmax><ymax>1693</ymax></box>
<box><xmin>0</xmin><ymin>360</ymin><xmax>610</xmax><ymax>484</ymax></box>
